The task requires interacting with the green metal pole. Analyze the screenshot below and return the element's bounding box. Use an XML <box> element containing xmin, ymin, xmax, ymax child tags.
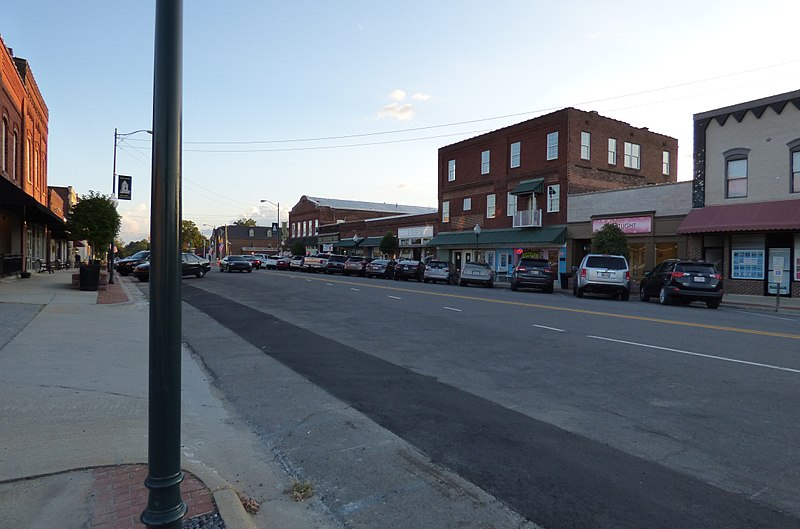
<box><xmin>141</xmin><ymin>1</ymin><xmax>185</xmax><ymax>528</ymax></box>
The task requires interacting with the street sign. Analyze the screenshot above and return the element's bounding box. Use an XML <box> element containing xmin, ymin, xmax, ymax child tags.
<box><xmin>118</xmin><ymin>175</ymin><xmax>132</xmax><ymax>200</ymax></box>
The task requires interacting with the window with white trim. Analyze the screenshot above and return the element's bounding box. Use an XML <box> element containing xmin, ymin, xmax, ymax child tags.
<box><xmin>510</xmin><ymin>142</ymin><xmax>520</xmax><ymax>168</ymax></box>
<box><xmin>608</xmin><ymin>138</ymin><xmax>617</xmax><ymax>165</ymax></box>
<box><xmin>725</xmin><ymin>148</ymin><xmax>748</xmax><ymax>198</ymax></box>
<box><xmin>623</xmin><ymin>142</ymin><xmax>640</xmax><ymax>169</ymax></box>
<box><xmin>580</xmin><ymin>131</ymin><xmax>590</xmax><ymax>160</ymax></box>
<box><xmin>662</xmin><ymin>151</ymin><xmax>670</xmax><ymax>176</ymax></box>
<box><xmin>314</xmin><ymin>219</ymin><xmax>319</xmax><ymax>234</ymax></box>
<box><xmin>486</xmin><ymin>194</ymin><xmax>496</xmax><ymax>218</ymax></box>
<box><xmin>442</xmin><ymin>201</ymin><xmax>450</xmax><ymax>223</ymax></box>
<box><xmin>463</xmin><ymin>197</ymin><xmax>471</xmax><ymax>211</ymax></box>
<box><xmin>789</xmin><ymin>139</ymin><xmax>800</xmax><ymax>193</ymax></box>
<box><xmin>1</xmin><ymin>118</ymin><xmax>6</xmax><ymax>173</ymax></box>
<box><xmin>546</xmin><ymin>132</ymin><xmax>558</xmax><ymax>160</ymax></box>
<box><xmin>448</xmin><ymin>159</ymin><xmax>456</xmax><ymax>181</ymax></box>
<box><xmin>292</xmin><ymin>223</ymin><xmax>296</xmax><ymax>237</ymax></box>
<box><xmin>547</xmin><ymin>184</ymin><xmax>560</xmax><ymax>213</ymax></box>
<box><xmin>481</xmin><ymin>150</ymin><xmax>490</xmax><ymax>175</ymax></box>
<box><xmin>507</xmin><ymin>192</ymin><xmax>516</xmax><ymax>217</ymax></box>
<box><xmin>302</xmin><ymin>221</ymin><xmax>307</xmax><ymax>237</ymax></box>
<box><xmin>12</xmin><ymin>131</ymin><xmax>18</xmax><ymax>180</ymax></box>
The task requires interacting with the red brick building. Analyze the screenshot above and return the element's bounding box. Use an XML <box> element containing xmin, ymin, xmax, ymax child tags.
<box><xmin>429</xmin><ymin>107</ymin><xmax>678</xmax><ymax>276</ymax></box>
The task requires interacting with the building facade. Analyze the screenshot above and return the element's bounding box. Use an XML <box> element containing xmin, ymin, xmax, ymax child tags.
<box><xmin>429</xmin><ymin>107</ymin><xmax>678</xmax><ymax>277</ymax></box>
<box><xmin>209</xmin><ymin>224</ymin><xmax>281</xmax><ymax>260</ymax></box>
<box><xmin>317</xmin><ymin>212</ymin><xmax>438</xmax><ymax>260</ymax></box>
<box><xmin>678</xmin><ymin>89</ymin><xmax>800</xmax><ymax>298</ymax></box>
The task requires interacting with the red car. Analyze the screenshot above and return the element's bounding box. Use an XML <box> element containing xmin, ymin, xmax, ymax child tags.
<box><xmin>275</xmin><ymin>256</ymin><xmax>291</xmax><ymax>270</ymax></box>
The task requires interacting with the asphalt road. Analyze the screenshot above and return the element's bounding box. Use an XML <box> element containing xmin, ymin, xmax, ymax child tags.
<box><xmin>176</xmin><ymin>268</ymin><xmax>800</xmax><ymax>528</ymax></box>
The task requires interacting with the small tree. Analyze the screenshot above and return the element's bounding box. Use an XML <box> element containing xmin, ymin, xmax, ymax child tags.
<box><xmin>233</xmin><ymin>218</ymin><xmax>257</xmax><ymax>227</ymax></box>
<box><xmin>66</xmin><ymin>191</ymin><xmax>122</xmax><ymax>261</ymax></box>
<box><xmin>291</xmin><ymin>241</ymin><xmax>305</xmax><ymax>256</ymax></box>
<box><xmin>379</xmin><ymin>231</ymin><xmax>398</xmax><ymax>258</ymax></box>
<box><xmin>592</xmin><ymin>223</ymin><xmax>629</xmax><ymax>259</ymax></box>
<box><xmin>181</xmin><ymin>220</ymin><xmax>206</xmax><ymax>251</ymax></box>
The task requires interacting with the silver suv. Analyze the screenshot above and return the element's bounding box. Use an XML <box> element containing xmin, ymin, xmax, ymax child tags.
<box><xmin>573</xmin><ymin>254</ymin><xmax>631</xmax><ymax>300</ymax></box>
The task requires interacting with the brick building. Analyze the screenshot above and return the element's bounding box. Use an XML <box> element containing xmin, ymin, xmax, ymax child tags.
<box><xmin>429</xmin><ymin>107</ymin><xmax>678</xmax><ymax>276</ymax></box>
<box><xmin>209</xmin><ymin>224</ymin><xmax>281</xmax><ymax>260</ymax></box>
<box><xmin>0</xmin><ymin>36</ymin><xmax>66</xmax><ymax>276</ymax></box>
<box><xmin>288</xmin><ymin>196</ymin><xmax>436</xmax><ymax>254</ymax></box>
<box><xmin>678</xmin><ymin>89</ymin><xmax>800</xmax><ymax>298</ymax></box>
<box><xmin>317</xmin><ymin>212</ymin><xmax>438</xmax><ymax>260</ymax></box>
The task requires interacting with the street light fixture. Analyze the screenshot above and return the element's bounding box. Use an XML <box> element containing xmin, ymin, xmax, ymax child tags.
<box><xmin>202</xmin><ymin>224</ymin><xmax>213</xmax><ymax>259</ymax></box>
<box><xmin>260</xmin><ymin>199</ymin><xmax>280</xmax><ymax>253</ymax></box>
<box><xmin>473</xmin><ymin>223</ymin><xmax>481</xmax><ymax>259</ymax></box>
<box><xmin>110</xmin><ymin>128</ymin><xmax>152</xmax><ymax>284</ymax></box>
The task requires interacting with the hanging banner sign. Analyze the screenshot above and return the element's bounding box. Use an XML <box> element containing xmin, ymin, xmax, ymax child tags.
<box><xmin>118</xmin><ymin>175</ymin><xmax>132</xmax><ymax>200</ymax></box>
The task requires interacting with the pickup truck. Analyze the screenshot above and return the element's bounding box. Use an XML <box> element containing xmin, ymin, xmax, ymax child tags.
<box><xmin>302</xmin><ymin>253</ymin><xmax>330</xmax><ymax>272</ymax></box>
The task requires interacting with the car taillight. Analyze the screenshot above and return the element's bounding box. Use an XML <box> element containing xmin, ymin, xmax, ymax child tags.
<box><xmin>625</xmin><ymin>271</ymin><xmax>630</xmax><ymax>280</ymax></box>
<box><xmin>517</xmin><ymin>267</ymin><xmax>527</xmax><ymax>272</ymax></box>
<box><xmin>712</xmin><ymin>274</ymin><xmax>722</xmax><ymax>280</ymax></box>
<box><xmin>671</xmin><ymin>272</ymin><xmax>685</xmax><ymax>279</ymax></box>
<box><xmin>544</xmin><ymin>267</ymin><xmax>553</xmax><ymax>274</ymax></box>
<box><xmin>580</xmin><ymin>268</ymin><xmax>586</xmax><ymax>278</ymax></box>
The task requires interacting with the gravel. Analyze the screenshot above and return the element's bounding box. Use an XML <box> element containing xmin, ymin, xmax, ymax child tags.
<box><xmin>183</xmin><ymin>511</ymin><xmax>226</xmax><ymax>529</ymax></box>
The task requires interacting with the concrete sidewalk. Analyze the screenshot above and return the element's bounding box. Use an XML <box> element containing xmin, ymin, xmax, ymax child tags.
<box><xmin>0</xmin><ymin>269</ymin><xmax>319</xmax><ymax>529</ymax></box>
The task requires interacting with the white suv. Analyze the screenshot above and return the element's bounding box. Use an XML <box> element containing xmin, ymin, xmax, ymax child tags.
<box><xmin>573</xmin><ymin>254</ymin><xmax>631</xmax><ymax>300</ymax></box>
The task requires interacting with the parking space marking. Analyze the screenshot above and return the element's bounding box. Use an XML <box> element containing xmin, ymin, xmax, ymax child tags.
<box><xmin>588</xmin><ymin>335</ymin><xmax>800</xmax><ymax>374</ymax></box>
<box><xmin>533</xmin><ymin>324</ymin><xmax>564</xmax><ymax>332</ymax></box>
<box><xmin>387</xmin><ymin>295</ymin><xmax>402</xmax><ymax>300</ymax></box>
<box><xmin>443</xmin><ymin>307</ymin><xmax>462</xmax><ymax>312</ymax></box>
<box><xmin>730</xmin><ymin>310</ymin><xmax>799</xmax><ymax>322</ymax></box>
<box><xmin>350</xmin><ymin>288</ymin><xmax>360</xmax><ymax>291</ymax></box>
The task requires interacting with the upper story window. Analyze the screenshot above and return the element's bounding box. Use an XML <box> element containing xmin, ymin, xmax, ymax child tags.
<box><xmin>448</xmin><ymin>159</ymin><xmax>456</xmax><ymax>181</ymax></box>
<box><xmin>510</xmin><ymin>142</ymin><xmax>520</xmax><ymax>168</ymax></box>
<box><xmin>248</xmin><ymin>228</ymin><xmax>255</xmax><ymax>238</ymax></box>
<box><xmin>580</xmin><ymin>132</ymin><xmax>591</xmax><ymax>160</ymax></box>
<box><xmin>314</xmin><ymin>219</ymin><xmax>319</xmax><ymax>234</ymax></box>
<box><xmin>486</xmin><ymin>194</ymin><xmax>496</xmax><ymax>218</ymax></box>
<box><xmin>724</xmin><ymin>148</ymin><xmax>749</xmax><ymax>198</ymax></box>
<box><xmin>481</xmin><ymin>150</ymin><xmax>490</xmax><ymax>175</ymax></box>
<box><xmin>11</xmin><ymin>131</ymin><xmax>17</xmax><ymax>180</ymax></box>
<box><xmin>463</xmin><ymin>197</ymin><xmax>472</xmax><ymax>211</ymax></box>
<box><xmin>789</xmin><ymin>139</ymin><xmax>800</xmax><ymax>193</ymax></box>
<box><xmin>662</xmin><ymin>151</ymin><xmax>670</xmax><ymax>176</ymax></box>
<box><xmin>507</xmin><ymin>192</ymin><xmax>516</xmax><ymax>217</ymax></box>
<box><xmin>292</xmin><ymin>223</ymin><xmax>296</xmax><ymax>237</ymax></box>
<box><xmin>442</xmin><ymin>201</ymin><xmax>450</xmax><ymax>223</ymax></box>
<box><xmin>1</xmin><ymin>118</ymin><xmax>7</xmax><ymax>173</ymax></box>
<box><xmin>302</xmin><ymin>221</ymin><xmax>307</xmax><ymax>236</ymax></box>
<box><xmin>547</xmin><ymin>184</ymin><xmax>560</xmax><ymax>213</ymax></box>
<box><xmin>624</xmin><ymin>142</ymin><xmax>641</xmax><ymax>170</ymax></box>
<box><xmin>547</xmin><ymin>132</ymin><xmax>559</xmax><ymax>160</ymax></box>
<box><xmin>608</xmin><ymin>138</ymin><xmax>617</xmax><ymax>165</ymax></box>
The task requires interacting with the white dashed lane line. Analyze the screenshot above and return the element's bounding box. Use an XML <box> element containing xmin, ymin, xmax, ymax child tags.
<box><xmin>387</xmin><ymin>295</ymin><xmax>402</xmax><ymax>300</ymax></box>
<box><xmin>533</xmin><ymin>324</ymin><xmax>564</xmax><ymax>332</ymax></box>
<box><xmin>443</xmin><ymin>307</ymin><xmax>462</xmax><ymax>312</ymax></box>
<box><xmin>350</xmin><ymin>288</ymin><xmax>360</xmax><ymax>291</ymax></box>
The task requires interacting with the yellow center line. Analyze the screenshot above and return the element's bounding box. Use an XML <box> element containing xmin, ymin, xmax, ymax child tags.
<box><xmin>289</xmin><ymin>274</ymin><xmax>800</xmax><ymax>341</ymax></box>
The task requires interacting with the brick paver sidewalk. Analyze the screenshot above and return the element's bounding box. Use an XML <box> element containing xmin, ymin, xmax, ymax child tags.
<box><xmin>97</xmin><ymin>278</ymin><xmax>130</xmax><ymax>304</ymax></box>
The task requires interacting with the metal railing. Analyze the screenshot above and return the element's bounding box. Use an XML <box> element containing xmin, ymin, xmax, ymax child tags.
<box><xmin>513</xmin><ymin>208</ymin><xmax>542</xmax><ymax>228</ymax></box>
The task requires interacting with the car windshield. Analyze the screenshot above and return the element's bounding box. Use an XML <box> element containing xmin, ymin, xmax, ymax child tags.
<box><xmin>128</xmin><ymin>251</ymin><xmax>149</xmax><ymax>260</ymax></box>
<box><xmin>585</xmin><ymin>256</ymin><xmax>627</xmax><ymax>269</ymax></box>
<box><xmin>228</xmin><ymin>256</ymin><xmax>246</xmax><ymax>261</ymax></box>
<box><xmin>676</xmin><ymin>263</ymin><xmax>717</xmax><ymax>274</ymax></box>
<box><xmin>519</xmin><ymin>259</ymin><xmax>549</xmax><ymax>267</ymax></box>
<box><xmin>464</xmin><ymin>263</ymin><xmax>490</xmax><ymax>271</ymax></box>
<box><xmin>428</xmin><ymin>262</ymin><xmax>448</xmax><ymax>269</ymax></box>
<box><xmin>347</xmin><ymin>257</ymin><xmax>363</xmax><ymax>262</ymax></box>
<box><xmin>371</xmin><ymin>260</ymin><xmax>388</xmax><ymax>265</ymax></box>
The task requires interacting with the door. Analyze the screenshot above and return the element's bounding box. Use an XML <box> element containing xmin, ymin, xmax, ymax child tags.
<box><xmin>767</xmin><ymin>248</ymin><xmax>791</xmax><ymax>295</ymax></box>
<box><xmin>454</xmin><ymin>251</ymin><xmax>462</xmax><ymax>273</ymax></box>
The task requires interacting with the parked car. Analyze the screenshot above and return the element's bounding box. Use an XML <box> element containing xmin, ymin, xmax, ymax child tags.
<box><xmin>263</xmin><ymin>255</ymin><xmax>280</xmax><ymax>269</ymax></box>
<box><xmin>639</xmin><ymin>259</ymin><xmax>723</xmax><ymax>308</ymax></box>
<box><xmin>324</xmin><ymin>254</ymin><xmax>349</xmax><ymax>274</ymax></box>
<box><xmin>343</xmin><ymin>256</ymin><xmax>371</xmax><ymax>276</ymax></box>
<box><xmin>303</xmin><ymin>253</ymin><xmax>330</xmax><ymax>272</ymax></box>
<box><xmin>510</xmin><ymin>258</ymin><xmax>555</xmax><ymax>293</ymax></box>
<box><xmin>573</xmin><ymin>254</ymin><xmax>630</xmax><ymax>300</ymax></box>
<box><xmin>275</xmin><ymin>256</ymin><xmax>291</xmax><ymax>270</ymax></box>
<box><xmin>365</xmin><ymin>259</ymin><xmax>397</xmax><ymax>279</ymax></box>
<box><xmin>394</xmin><ymin>259</ymin><xmax>426</xmax><ymax>281</ymax></box>
<box><xmin>459</xmin><ymin>261</ymin><xmax>494</xmax><ymax>287</ymax></box>
<box><xmin>132</xmin><ymin>253</ymin><xmax>211</xmax><ymax>282</ymax></box>
<box><xmin>220</xmin><ymin>255</ymin><xmax>253</xmax><ymax>273</ymax></box>
<box><xmin>115</xmin><ymin>250</ymin><xmax>150</xmax><ymax>276</ymax></box>
<box><xmin>242</xmin><ymin>255</ymin><xmax>262</xmax><ymax>269</ymax></box>
<box><xmin>289</xmin><ymin>255</ymin><xmax>305</xmax><ymax>271</ymax></box>
<box><xmin>423</xmin><ymin>260</ymin><xmax>457</xmax><ymax>284</ymax></box>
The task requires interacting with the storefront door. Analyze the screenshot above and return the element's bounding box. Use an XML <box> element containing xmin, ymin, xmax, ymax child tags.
<box><xmin>454</xmin><ymin>251</ymin><xmax>462</xmax><ymax>272</ymax></box>
<box><xmin>767</xmin><ymin>247</ymin><xmax>791</xmax><ymax>296</ymax></box>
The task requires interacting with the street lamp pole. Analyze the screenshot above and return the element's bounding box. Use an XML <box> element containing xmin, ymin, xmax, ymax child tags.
<box><xmin>202</xmin><ymin>224</ymin><xmax>212</xmax><ymax>260</ymax></box>
<box><xmin>260</xmin><ymin>199</ymin><xmax>280</xmax><ymax>252</ymax></box>
<box><xmin>473</xmin><ymin>224</ymin><xmax>481</xmax><ymax>259</ymax></box>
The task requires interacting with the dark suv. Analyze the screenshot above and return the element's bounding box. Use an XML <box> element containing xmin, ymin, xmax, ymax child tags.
<box><xmin>510</xmin><ymin>258</ymin><xmax>555</xmax><ymax>293</ymax></box>
<box><xmin>639</xmin><ymin>259</ymin><xmax>723</xmax><ymax>309</ymax></box>
<box><xmin>324</xmin><ymin>254</ymin><xmax>349</xmax><ymax>274</ymax></box>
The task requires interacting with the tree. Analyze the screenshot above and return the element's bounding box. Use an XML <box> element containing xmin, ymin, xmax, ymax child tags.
<box><xmin>181</xmin><ymin>220</ymin><xmax>206</xmax><ymax>252</ymax></box>
<box><xmin>233</xmin><ymin>218</ymin><xmax>257</xmax><ymax>227</ymax></box>
<box><xmin>379</xmin><ymin>231</ymin><xmax>398</xmax><ymax>258</ymax></box>
<box><xmin>123</xmin><ymin>239</ymin><xmax>150</xmax><ymax>257</ymax></box>
<box><xmin>592</xmin><ymin>223</ymin><xmax>629</xmax><ymax>259</ymax></box>
<box><xmin>291</xmin><ymin>241</ymin><xmax>305</xmax><ymax>256</ymax></box>
<box><xmin>66</xmin><ymin>191</ymin><xmax>122</xmax><ymax>261</ymax></box>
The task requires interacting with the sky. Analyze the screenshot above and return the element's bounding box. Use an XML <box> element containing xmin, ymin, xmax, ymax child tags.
<box><xmin>4</xmin><ymin>1</ymin><xmax>800</xmax><ymax>243</ymax></box>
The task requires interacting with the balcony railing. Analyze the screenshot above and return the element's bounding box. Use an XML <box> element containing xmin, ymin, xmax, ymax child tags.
<box><xmin>513</xmin><ymin>208</ymin><xmax>542</xmax><ymax>228</ymax></box>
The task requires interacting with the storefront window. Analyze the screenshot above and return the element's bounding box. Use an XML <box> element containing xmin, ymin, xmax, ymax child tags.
<box><xmin>655</xmin><ymin>242</ymin><xmax>678</xmax><ymax>263</ymax></box>
<box><xmin>628</xmin><ymin>243</ymin><xmax>646</xmax><ymax>280</ymax></box>
<box><xmin>730</xmin><ymin>235</ymin><xmax>765</xmax><ymax>280</ymax></box>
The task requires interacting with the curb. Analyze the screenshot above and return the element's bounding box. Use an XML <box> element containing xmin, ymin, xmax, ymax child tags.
<box><xmin>214</xmin><ymin>489</ymin><xmax>258</xmax><ymax>529</ymax></box>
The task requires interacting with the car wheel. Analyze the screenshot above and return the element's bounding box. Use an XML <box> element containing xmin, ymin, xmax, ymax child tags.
<box><xmin>545</xmin><ymin>285</ymin><xmax>554</xmax><ymax>293</ymax></box>
<box><xmin>659</xmin><ymin>287</ymin><xmax>671</xmax><ymax>305</ymax></box>
<box><xmin>510</xmin><ymin>282</ymin><xmax>518</xmax><ymax>291</ymax></box>
<box><xmin>247</xmin><ymin>269</ymin><xmax>252</xmax><ymax>273</ymax></box>
<box><xmin>620</xmin><ymin>290</ymin><xmax>630</xmax><ymax>301</ymax></box>
<box><xmin>487</xmin><ymin>280</ymin><xmax>493</xmax><ymax>288</ymax></box>
<box><xmin>706</xmin><ymin>300</ymin><xmax>720</xmax><ymax>309</ymax></box>
<box><xmin>639</xmin><ymin>286</ymin><xmax>650</xmax><ymax>302</ymax></box>
<box><xmin>575</xmin><ymin>287</ymin><xmax>584</xmax><ymax>298</ymax></box>
<box><xmin>423</xmin><ymin>278</ymin><xmax>429</xmax><ymax>283</ymax></box>
<box><xmin>196</xmin><ymin>270</ymin><xmax>205</xmax><ymax>278</ymax></box>
<box><xmin>459</xmin><ymin>280</ymin><xmax>467</xmax><ymax>287</ymax></box>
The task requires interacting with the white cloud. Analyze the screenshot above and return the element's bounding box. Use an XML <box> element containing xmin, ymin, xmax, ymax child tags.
<box><xmin>378</xmin><ymin>102</ymin><xmax>415</xmax><ymax>121</ymax></box>
<box><xmin>412</xmin><ymin>93</ymin><xmax>431</xmax><ymax>101</ymax></box>
<box><xmin>388</xmin><ymin>89</ymin><xmax>406</xmax><ymax>101</ymax></box>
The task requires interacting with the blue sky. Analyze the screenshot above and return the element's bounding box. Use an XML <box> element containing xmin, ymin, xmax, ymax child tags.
<box><xmin>4</xmin><ymin>1</ymin><xmax>800</xmax><ymax>242</ymax></box>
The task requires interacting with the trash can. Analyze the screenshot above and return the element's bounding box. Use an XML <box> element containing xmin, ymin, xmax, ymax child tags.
<box><xmin>559</xmin><ymin>272</ymin><xmax>569</xmax><ymax>290</ymax></box>
<box><xmin>79</xmin><ymin>263</ymin><xmax>101</xmax><ymax>291</ymax></box>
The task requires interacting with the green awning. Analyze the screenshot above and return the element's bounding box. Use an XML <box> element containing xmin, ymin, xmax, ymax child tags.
<box><xmin>427</xmin><ymin>225</ymin><xmax>566</xmax><ymax>247</ymax></box>
<box><xmin>509</xmin><ymin>177</ymin><xmax>545</xmax><ymax>195</ymax></box>
<box><xmin>360</xmin><ymin>236</ymin><xmax>384</xmax><ymax>248</ymax></box>
<box><xmin>334</xmin><ymin>237</ymin><xmax>364</xmax><ymax>248</ymax></box>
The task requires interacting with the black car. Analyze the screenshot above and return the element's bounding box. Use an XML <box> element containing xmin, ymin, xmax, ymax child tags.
<box><xmin>365</xmin><ymin>259</ymin><xmax>397</xmax><ymax>279</ymax></box>
<box><xmin>510</xmin><ymin>258</ymin><xmax>555</xmax><ymax>293</ymax></box>
<box><xmin>324</xmin><ymin>254</ymin><xmax>349</xmax><ymax>274</ymax></box>
<box><xmin>132</xmin><ymin>253</ymin><xmax>211</xmax><ymax>282</ymax></box>
<box><xmin>115</xmin><ymin>250</ymin><xmax>150</xmax><ymax>276</ymax></box>
<box><xmin>639</xmin><ymin>259</ymin><xmax>723</xmax><ymax>308</ymax></box>
<box><xmin>394</xmin><ymin>260</ymin><xmax>425</xmax><ymax>281</ymax></box>
<box><xmin>220</xmin><ymin>255</ymin><xmax>253</xmax><ymax>273</ymax></box>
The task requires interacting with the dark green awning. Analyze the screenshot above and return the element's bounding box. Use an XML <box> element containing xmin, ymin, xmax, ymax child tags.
<box><xmin>427</xmin><ymin>225</ymin><xmax>566</xmax><ymax>247</ymax></box>
<box><xmin>360</xmin><ymin>236</ymin><xmax>384</xmax><ymax>248</ymax></box>
<box><xmin>334</xmin><ymin>237</ymin><xmax>364</xmax><ymax>248</ymax></box>
<box><xmin>509</xmin><ymin>177</ymin><xmax>545</xmax><ymax>195</ymax></box>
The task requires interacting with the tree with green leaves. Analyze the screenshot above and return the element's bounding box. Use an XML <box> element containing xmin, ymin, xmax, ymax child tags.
<box><xmin>379</xmin><ymin>231</ymin><xmax>398</xmax><ymax>258</ymax></box>
<box><xmin>181</xmin><ymin>220</ymin><xmax>206</xmax><ymax>251</ymax></box>
<box><xmin>592</xmin><ymin>223</ymin><xmax>629</xmax><ymax>259</ymax></box>
<box><xmin>233</xmin><ymin>218</ymin><xmax>257</xmax><ymax>227</ymax></box>
<box><xmin>122</xmin><ymin>239</ymin><xmax>150</xmax><ymax>257</ymax></box>
<box><xmin>291</xmin><ymin>241</ymin><xmax>305</xmax><ymax>256</ymax></box>
<box><xmin>66</xmin><ymin>191</ymin><xmax>122</xmax><ymax>260</ymax></box>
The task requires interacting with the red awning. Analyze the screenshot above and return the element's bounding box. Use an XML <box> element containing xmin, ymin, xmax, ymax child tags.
<box><xmin>677</xmin><ymin>199</ymin><xmax>800</xmax><ymax>234</ymax></box>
